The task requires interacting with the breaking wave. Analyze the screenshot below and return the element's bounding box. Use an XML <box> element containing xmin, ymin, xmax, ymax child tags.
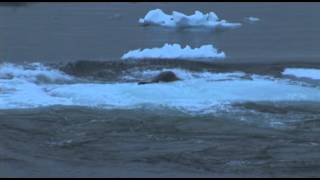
<box><xmin>1</xmin><ymin>62</ymin><xmax>320</xmax><ymax>114</ymax></box>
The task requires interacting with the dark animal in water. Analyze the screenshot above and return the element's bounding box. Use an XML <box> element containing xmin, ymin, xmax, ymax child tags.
<box><xmin>138</xmin><ymin>71</ymin><xmax>181</xmax><ymax>85</ymax></box>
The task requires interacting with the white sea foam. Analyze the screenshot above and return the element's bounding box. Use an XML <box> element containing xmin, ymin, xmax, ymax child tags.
<box><xmin>139</xmin><ymin>9</ymin><xmax>242</xmax><ymax>29</ymax></box>
<box><xmin>282</xmin><ymin>68</ymin><xmax>320</xmax><ymax>80</ymax></box>
<box><xmin>121</xmin><ymin>43</ymin><xmax>226</xmax><ymax>60</ymax></box>
<box><xmin>0</xmin><ymin>63</ymin><xmax>74</xmax><ymax>83</ymax></box>
<box><xmin>1</xmin><ymin>65</ymin><xmax>320</xmax><ymax>113</ymax></box>
<box><xmin>0</xmin><ymin>78</ymin><xmax>72</xmax><ymax>109</ymax></box>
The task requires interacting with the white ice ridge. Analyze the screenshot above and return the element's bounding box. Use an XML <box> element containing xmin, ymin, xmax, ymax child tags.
<box><xmin>282</xmin><ymin>68</ymin><xmax>320</xmax><ymax>80</ymax></box>
<box><xmin>121</xmin><ymin>43</ymin><xmax>226</xmax><ymax>60</ymax></box>
<box><xmin>138</xmin><ymin>9</ymin><xmax>242</xmax><ymax>29</ymax></box>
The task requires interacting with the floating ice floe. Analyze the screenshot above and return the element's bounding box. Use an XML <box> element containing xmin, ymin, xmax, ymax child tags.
<box><xmin>138</xmin><ymin>9</ymin><xmax>242</xmax><ymax>29</ymax></box>
<box><xmin>121</xmin><ymin>43</ymin><xmax>226</xmax><ymax>60</ymax></box>
<box><xmin>244</xmin><ymin>16</ymin><xmax>260</xmax><ymax>22</ymax></box>
<box><xmin>282</xmin><ymin>68</ymin><xmax>320</xmax><ymax>80</ymax></box>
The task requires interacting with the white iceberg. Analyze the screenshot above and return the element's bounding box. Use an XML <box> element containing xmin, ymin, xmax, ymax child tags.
<box><xmin>139</xmin><ymin>9</ymin><xmax>242</xmax><ymax>29</ymax></box>
<box><xmin>282</xmin><ymin>68</ymin><xmax>320</xmax><ymax>80</ymax></box>
<box><xmin>121</xmin><ymin>43</ymin><xmax>226</xmax><ymax>60</ymax></box>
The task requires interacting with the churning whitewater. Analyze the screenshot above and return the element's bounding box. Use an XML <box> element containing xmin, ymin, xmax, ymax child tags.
<box><xmin>1</xmin><ymin>63</ymin><xmax>320</xmax><ymax>113</ymax></box>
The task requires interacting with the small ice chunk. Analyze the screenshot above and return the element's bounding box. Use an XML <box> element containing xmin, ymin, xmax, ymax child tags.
<box><xmin>245</xmin><ymin>16</ymin><xmax>260</xmax><ymax>22</ymax></box>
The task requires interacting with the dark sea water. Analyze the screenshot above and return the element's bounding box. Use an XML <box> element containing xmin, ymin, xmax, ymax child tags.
<box><xmin>1</xmin><ymin>2</ymin><xmax>320</xmax><ymax>63</ymax></box>
<box><xmin>1</xmin><ymin>2</ymin><xmax>320</xmax><ymax>178</ymax></box>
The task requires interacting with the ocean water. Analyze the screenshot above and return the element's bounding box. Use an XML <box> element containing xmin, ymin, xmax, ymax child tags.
<box><xmin>1</xmin><ymin>2</ymin><xmax>320</xmax><ymax>178</ymax></box>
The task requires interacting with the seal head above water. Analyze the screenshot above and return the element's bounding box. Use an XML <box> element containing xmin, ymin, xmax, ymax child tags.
<box><xmin>138</xmin><ymin>71</ymin><xmax>181</xmax><ymax>85</ymax></box>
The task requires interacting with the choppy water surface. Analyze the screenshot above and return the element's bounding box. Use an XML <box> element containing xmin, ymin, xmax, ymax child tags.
<box><xmin>1</xmin><ymin>2</ymin><xmax>320</xmax><ymax>178</ymax></box>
